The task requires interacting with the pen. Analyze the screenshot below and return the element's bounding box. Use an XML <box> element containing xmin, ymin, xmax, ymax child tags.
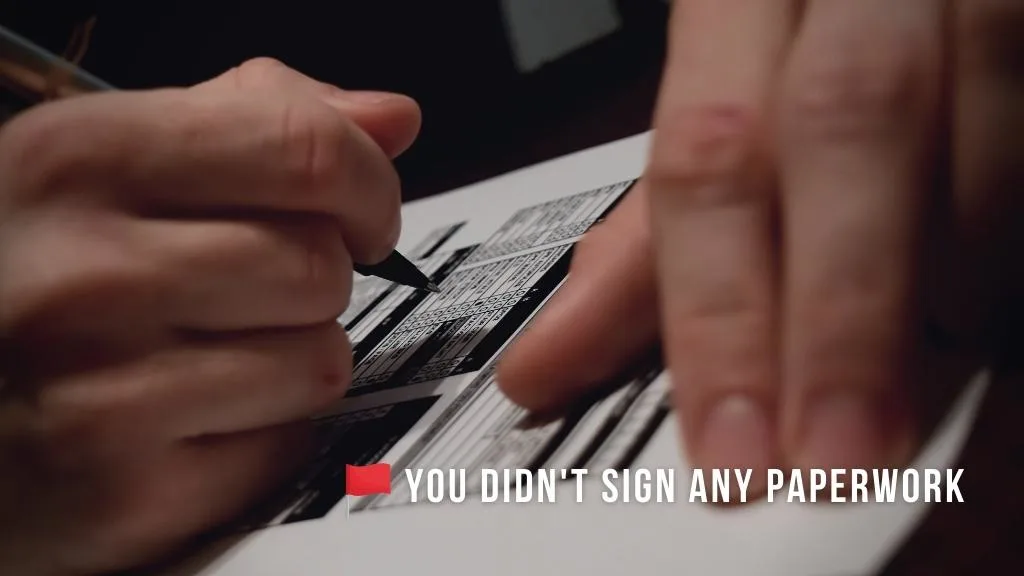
<box><xmin>354</xmin><ymin>256</ymin><xmax>440</xmax><ymax>293</ymax></box>
<box><xmin>0</xmin><ymin>24</ymin><xmax>440</xmax><ymax>293</ymax></box>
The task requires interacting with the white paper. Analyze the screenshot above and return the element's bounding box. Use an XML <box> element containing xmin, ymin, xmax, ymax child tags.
<box><xmin>158</xmin><ymin>132</ymin><xmax>988</xmax><ymax>576</ymax></box>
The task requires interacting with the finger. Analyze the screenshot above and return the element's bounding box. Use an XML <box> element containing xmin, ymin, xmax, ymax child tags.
<box><xmin>776</xmin><ymin>0</ymin><xmax>945</xmax><ymax>471</ymax></box>
<box><xmin>41</xmin><ymin>323</ymin><xmax>350</xmax><ymax>444</ymax></box>
<box><xmin>1</xmin><ymin>85</ymin><xmax>402</xmax><ymax>263</ymax></box>
<box><xmin>136</xmin><ymin>214</ymin><xmax>352</xmax><ymax>330</ymax></box>
<box><xmin>196</xmin><ymin>58</ymin><xmax>422</xmax><ymax>159</ymax></box>
<box><xmin>92</xmin><ymin>423</ymin><xmax>312</xmax><ymax>571</ymax></box>
<box><xmin>177</xmin><ymin>423</ymin><xmax>314</xmax><ymax>525</ymax></box>
<box><xmin>498</xmin><ymin>186</ymin><xmax>659</xmax><ymax>410</ymax></box>
<box><xmin>645</xmin><ymin>0</ymin><xmax>794</xmax><ymax>489</ymax></box>
<box><xmin>163</xmin><ymin>323</ymin><xmax>352</xmax><ymax>437</ymax></box>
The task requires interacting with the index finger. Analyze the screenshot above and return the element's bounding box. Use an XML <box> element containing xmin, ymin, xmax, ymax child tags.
<box><xmin>0</xmin><ymin>85</ymin><xmax>404</xmax><ymax>263</ymax></box>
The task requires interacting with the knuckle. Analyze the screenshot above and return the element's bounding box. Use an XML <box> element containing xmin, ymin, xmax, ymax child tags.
<box><xmin>278</xmin><ymin>101</ymin><xmax>351</xmax><ymax>200</ymax></box>
<box><xmin>33</xmin><ymin>387</ymin><xmax>126</xmax><ymax>465</ymax></box>
<box><xmin>0</xmin><ymin>235</ymin><xmax>144</xmax><ymax>336</ymax></box>
<box><xmin>648</xmin><ymin>104</ymin><xmax>765</xmax><ymax>209</ymax></box>
<box><xmin>666</xmin><ymin>282</ymin><xmax>772</xmax><ymax>390</ymax></box>
<box><xmin>673</xmin><ymin>280</ymin><xmax>768</xmax><ymax>331</ymax></box>
<box><xmin>783</xmin><ymin>41</ymin><xmax>930</xmax><ymax>140</ymax></box>
<box><xmin>232</xmin><ymin>57</ymin><xmax>291</xmax><ymax>88</ymax></box>
<box><xmin>669</xmin><ymin>312</ymin><xmax>772</xmax><ymax>395</ymax></box>
<box><xmin>0</xmin><ymin>108</ymin><xmax>82</xmax><ymax>203</ymax></box>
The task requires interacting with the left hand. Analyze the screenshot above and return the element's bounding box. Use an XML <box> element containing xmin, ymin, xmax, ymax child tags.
<box><xmin>499</xmin><ymin>0</ymin><xmax>1022</xmax><ymax>497</ymax></box>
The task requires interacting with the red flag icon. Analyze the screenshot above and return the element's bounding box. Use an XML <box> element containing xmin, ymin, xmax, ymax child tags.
<box><xmin>345</xmin><ymin>463</ymin><xmax>392</xmax><ymax>496</ymax></box>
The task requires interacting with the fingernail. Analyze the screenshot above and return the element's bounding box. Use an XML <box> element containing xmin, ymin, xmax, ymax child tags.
<box><xmin>328</xmin><ymin>90</ymin><xmax>403</xmax><ymax>105</ymax></box>
<box><xmin>800</xmin><ymin>394</ymin><xmax>883</xmax><ymax>469</ymax></box>
<box><xmin>699</xmin><ymin>396</ymin><xmax>774</xmax><ymax>482</ymax></box>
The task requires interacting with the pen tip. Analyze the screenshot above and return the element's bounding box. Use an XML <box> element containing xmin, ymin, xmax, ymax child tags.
<box><xmin>425</xmin><ymin>282</ymin><xmax>441</xmax><ymax>293</ymax></box>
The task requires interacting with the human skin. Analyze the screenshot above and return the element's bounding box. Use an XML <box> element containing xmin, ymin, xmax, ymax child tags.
<box><xmin>500</xmin><ymin>0</ymin><xmax>1022</xmax><ymax>497</ymax></box>
<box><xmin>0</xmin><ymin>58</ymin><xmax>420</xmax><ymax>575</ymax></box>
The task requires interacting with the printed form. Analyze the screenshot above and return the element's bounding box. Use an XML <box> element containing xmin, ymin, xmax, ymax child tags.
<box><xmin>166</xmin><ymin>134</ymin><xmax>988</xmax><ymax>576</ymax></box>
<box><xmin>236</xmin><ymin>178</ymin><xmax>675</xmax><ymax>527</ymax></box>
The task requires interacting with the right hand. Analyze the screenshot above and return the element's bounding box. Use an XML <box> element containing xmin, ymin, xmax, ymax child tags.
<box><xmin>501</xmin><ymin>0</ymin><xmax>1021</xmax><ymax>494</ymax></box>
<box><xmin>0</xmin><ymin>58</ymin><xmax>421</xmax><ymax>575</ymax></box>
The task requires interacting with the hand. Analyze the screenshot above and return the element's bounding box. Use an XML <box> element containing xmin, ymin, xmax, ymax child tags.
<box><xmin>0</xmin><ymin>58</ymin><xmax>420</xmax><ymax>574</ymax></box>
<box><xmin>500</xmin><ymin>0</ymin><xmax>1021</xmax><ymax>496</ymax></box>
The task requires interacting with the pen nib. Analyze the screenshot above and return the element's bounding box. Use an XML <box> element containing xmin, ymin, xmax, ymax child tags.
<box><xmin>425</xmin><ymin>282</ymin><xmax>441</xmax><ymax>293</ymax></box>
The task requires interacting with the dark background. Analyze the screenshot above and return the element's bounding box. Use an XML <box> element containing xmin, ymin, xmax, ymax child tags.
<box><xmin>1</xmin><ymin>0</ymin><xmax>668</xmax><ymax>201</ymax></box>
<box><xmin>1</xmin><ymin>2</ymin><xmax>1019</xmax><ymax>575</ymax></box>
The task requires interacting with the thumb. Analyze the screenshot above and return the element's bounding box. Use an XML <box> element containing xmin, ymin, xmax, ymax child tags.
<box><xmin>197</xmin><ymin>59</ymin><xmax>422</xmax><ymax>159</ymax></box>
<box><xmin>320</xmin><ymin>90</ymin><xmax>422</xmax><ymax>159</ymax></box>
<box><xmin>497</xmin><ymin>185</ymin><xmax>661</xmax><ymax>412</ymax></box>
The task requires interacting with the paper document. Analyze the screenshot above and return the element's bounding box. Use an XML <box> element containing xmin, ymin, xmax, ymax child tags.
<box><xmin>236</xmin><ymin>179</ymin><xmax>654</xmax><ymax>527</ymax></box>
<box><xmin>165</xmin><ymin>132</ymin><xmax>988</xmax><ymax>576</ymax></box>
